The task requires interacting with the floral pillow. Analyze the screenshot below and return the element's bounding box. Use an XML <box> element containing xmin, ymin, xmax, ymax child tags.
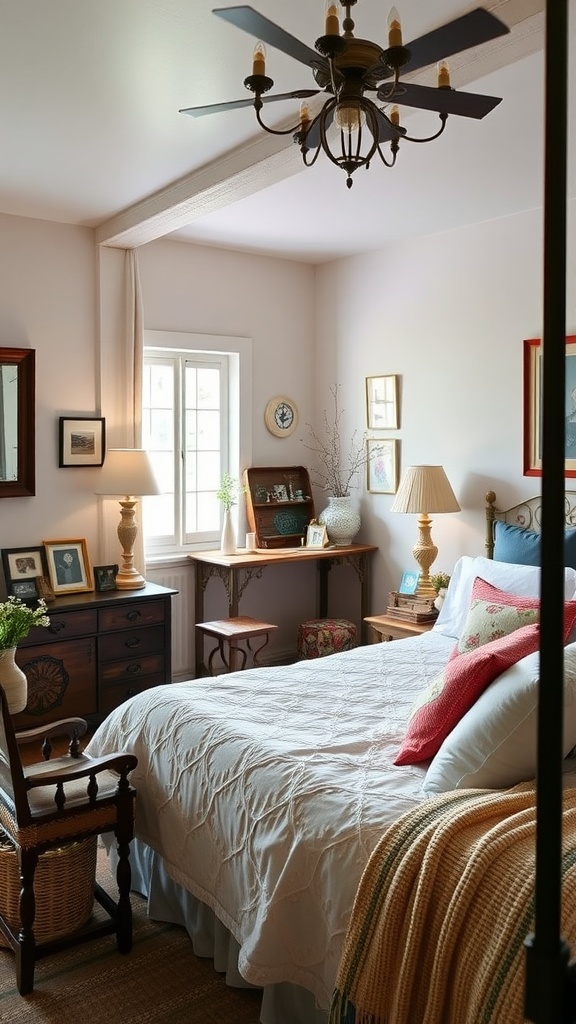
<box><xmin>454</xmin><ymin>577</ymin><xmax>540</xmax><ymax>655</ymax></box>
<box><xmin>394</xmin><ymin>581</ymin><xmax>576</xmax><ymax>767</ymax></box>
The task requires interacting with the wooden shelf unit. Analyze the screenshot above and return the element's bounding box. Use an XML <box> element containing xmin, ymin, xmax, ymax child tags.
<box><xmin>243</xmin><ymin>466</ymin><xmax>315</xmax><ymax>549</ymax></box>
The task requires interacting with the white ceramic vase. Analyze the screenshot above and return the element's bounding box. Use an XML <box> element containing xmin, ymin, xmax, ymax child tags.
<box><xmin>220</xmin><ymin>508</ymin><xmax>236</xmax><ymax>555</ymax></box>
<box><xmin>0</xmin><ymin>646</ymin><xmax>28</xmax><ymax>714</ymax></box>
<box><xmin>318</xmin><ymin>495</ymin><xmax>361</xmax><ymax>547</ymax></box>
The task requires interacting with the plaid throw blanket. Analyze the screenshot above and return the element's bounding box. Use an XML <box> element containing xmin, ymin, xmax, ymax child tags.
<box><xmin>330</xmin><ymin>784</ymin><xmax>576</xmax><ymax>1024</ymax></box>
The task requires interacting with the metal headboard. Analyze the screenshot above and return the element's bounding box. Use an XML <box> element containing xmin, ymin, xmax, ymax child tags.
<box><xmin>485</xmin><ymin>490</ymin><xmax>576</xmax><ymax>559</ymax></box>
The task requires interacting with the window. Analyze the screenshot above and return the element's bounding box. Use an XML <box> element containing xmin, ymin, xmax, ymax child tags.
<box><xmin>142</xmin><ymin>352</ymin><xmax>229</xmax><ymax>553</ymax></box>
<box><xmin>141</xmin><ymin>331</ymin><xmax>252</xmax><ymax>559</ymax></box>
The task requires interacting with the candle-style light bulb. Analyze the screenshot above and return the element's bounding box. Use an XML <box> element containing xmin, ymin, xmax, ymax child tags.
<box><xmin>389</xmin><ymin>105</ymin><xmax>401</xmax><ymax>126</ymax></box>
<box><xmin>437</xmin><ymin>60</ymin><xmax>451</xmax><ymax>88</ymax></box>
<box><xmin>388</xmin><ymin>7</ymin><xmax>403</xmax><ymax>47</ymax></box>
<box><xmin>325</xmin><ymin>2</ymin><xmax>340</xmax><ymax>35</ymax></box>
<box><xmin>252</xmin><ymin>40</ymin><xmax>266</xmax><ymax>76</ymax></box>
<box><xmin>300</xmin><ymin>101</ymin><xmax>311</xmax><ymax>126</ymax></box>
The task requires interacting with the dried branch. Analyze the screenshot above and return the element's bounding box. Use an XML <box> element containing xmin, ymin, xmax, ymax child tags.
<box><xmin>302</xmin><ymin>385</ymin><xmax>376</xmax><ymax>497</ymax></box>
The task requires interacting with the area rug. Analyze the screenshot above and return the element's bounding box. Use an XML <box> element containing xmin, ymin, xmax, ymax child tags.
<box><xmin>0</xmin><ymin>848</ymin><xmax>262</xmax><ymax>1024</ymax></box>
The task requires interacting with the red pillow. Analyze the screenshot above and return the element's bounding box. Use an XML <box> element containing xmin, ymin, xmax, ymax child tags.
<box><xmin>394</xmin><ymin>598</ymin><xmax>576</xmax><ymax>767</ymax></box>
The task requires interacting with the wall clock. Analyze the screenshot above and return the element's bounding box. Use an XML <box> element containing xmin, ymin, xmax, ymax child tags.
<box><xmin>264</xmin><ymin>396</ymin><xmax>298</xmax><ymax>438</ymax></box>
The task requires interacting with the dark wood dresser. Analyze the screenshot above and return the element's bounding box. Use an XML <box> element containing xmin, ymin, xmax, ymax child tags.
<box><xmin>14</xmin><ymin>583</ymin><xmax>176</xmax><ymax>729</ymax></box>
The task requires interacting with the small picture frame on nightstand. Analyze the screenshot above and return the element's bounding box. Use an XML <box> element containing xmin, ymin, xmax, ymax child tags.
<box><xmin>398</xmin><ymin>570</ymin><xmax>419</xmax><ymax>595</ymax></box>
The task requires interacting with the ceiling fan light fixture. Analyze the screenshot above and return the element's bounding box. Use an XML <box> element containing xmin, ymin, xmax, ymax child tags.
<box><xmin>186</xmin><ymin>3</ymin><xmax>510</xmax><ymax>187</ymax></box>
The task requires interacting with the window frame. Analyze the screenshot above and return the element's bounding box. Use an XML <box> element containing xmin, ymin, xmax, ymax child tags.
<box><xmin>142</xmin><ymin>330</ymin><xmax>252</xmax><ymax>560</ymax></box>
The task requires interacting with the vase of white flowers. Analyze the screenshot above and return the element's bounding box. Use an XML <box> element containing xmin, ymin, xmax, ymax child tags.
<box><xmin>0</xmin><ymin>596</ymin><xmax>50</xmax><ymax>713</ymax></box>
<box><xmin>303</xmin><ymin>386</ymin><xmax>374</xmax><ymax>546</ymax></box>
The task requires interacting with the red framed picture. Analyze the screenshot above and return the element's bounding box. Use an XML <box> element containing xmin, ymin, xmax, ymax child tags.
<box><xmin>523</xmin><ymin>335</ymin><xmax>576</xmax><ymax>477</ymax></box>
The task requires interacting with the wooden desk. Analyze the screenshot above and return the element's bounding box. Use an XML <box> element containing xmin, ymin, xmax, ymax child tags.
<box><xmin>190</xmin><ymin>544</ymin><xmax>377</xmax><ymax>677</ymax></box>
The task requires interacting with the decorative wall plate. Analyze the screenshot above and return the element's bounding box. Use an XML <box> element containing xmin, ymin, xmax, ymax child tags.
<box><xmin>264</xmin><ymin>396</ymin><xmax>298</xmax><ymax>438</ymax></box>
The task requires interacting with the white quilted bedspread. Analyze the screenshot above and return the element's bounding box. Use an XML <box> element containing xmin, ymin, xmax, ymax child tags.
<box><xmin>87</xmin><ymin>631</ymin><xmax>453</xmax><ymax>1008</ymax></box>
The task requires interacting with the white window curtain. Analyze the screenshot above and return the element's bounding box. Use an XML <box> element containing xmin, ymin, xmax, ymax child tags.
<box><xmin>124</xmin><ymin>248</ymin><xmax>145</xmax><ymax>575</ymax></box>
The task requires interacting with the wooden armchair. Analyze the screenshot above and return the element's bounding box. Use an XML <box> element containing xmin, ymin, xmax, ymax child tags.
<box><xmin>0</xmin><ymin>682</ymin><xmax>138</xmax><ymax>995</ymax></box>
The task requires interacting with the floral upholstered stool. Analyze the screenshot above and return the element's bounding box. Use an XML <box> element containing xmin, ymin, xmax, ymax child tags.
<box><xmin>297</xmin><ymin>618</ymin><xmax>358</xmax><ymax>660</ymax></box>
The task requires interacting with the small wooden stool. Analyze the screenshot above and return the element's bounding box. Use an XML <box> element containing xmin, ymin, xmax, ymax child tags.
<box><xmin>196</xmin><ymin>616</ymin><xmax>278</xmax><ymax>675</ymax></box>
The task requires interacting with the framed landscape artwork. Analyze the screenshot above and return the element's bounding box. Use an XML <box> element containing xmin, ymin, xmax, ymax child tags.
<box><xmin>524</xmin><ymin>335</ymin><xmax>576</xmax><ymax>477</ymax></box>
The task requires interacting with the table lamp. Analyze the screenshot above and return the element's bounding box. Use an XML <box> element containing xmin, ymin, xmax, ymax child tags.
<box><xmin>391</xmin><ymin>465</ymin><xmax>460</xmax><ymax>598</ymax></box>
<box><xmin>95</xmin><ymin>448</ymin><xmax>160</xmax><ymax>590</ymax></box>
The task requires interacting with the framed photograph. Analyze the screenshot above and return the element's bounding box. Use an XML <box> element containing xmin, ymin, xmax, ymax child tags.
<box><xmin>42</xmin><ymin>539</ymin><xmax>93</xmax><ymax>594</ymax></box>
<box><xmin>59</xmin><ymin>416</ymin><xmax>105</xmax><ymax>468</ymax></box>
<box><xmin>398</xmin><ymin>570</ymin><xmax>419</xmax><ymax>595</ymax></box>
<box><xmin>1</xmin><ymin>545</ymin><xmax>48</xmax><ymax>588</ymax></box>
<box><xmin>10</xmin><ymin>578</ymin><xmax>39</xmax><ymax>601</ymax></box>
<box><xmin>94</xmin><ymin>564</ymin><xmax>118</xmax><ymax>592</ymax></box>
<box><xmin>273</xmin><ymin>484</ymin><xmax>289</xmax><ymax>502</ymax></box>
<box><xmin>365</xmin><ymin>375</ymin><xmax>399</xmax><ymax>430</ymax></box>
<box><xmin>524</xmin><ymin>335</ymin><xmax>576</xmax><ymax>477</ymax></box>
<box><xmin>306</xmin><ymin>523</ymin><xmax>328</xmax><ymax>548</ymax></box>
<box><xmin>367</xmin><ymin>438</ymin><xmax>398</xmax><ymax>494</ymax></box>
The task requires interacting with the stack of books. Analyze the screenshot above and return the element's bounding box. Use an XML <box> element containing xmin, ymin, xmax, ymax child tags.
<box><xmin>386</xmin><ymin>591</ymin><xmax>439</xmax><ymax>623</ymax></box>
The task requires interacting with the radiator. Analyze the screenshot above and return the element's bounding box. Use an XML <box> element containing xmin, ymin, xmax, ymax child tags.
<box><xmin>146</xmin><ymin>561</ymin><xmax>194</xmax><ymax>681</ymax></box>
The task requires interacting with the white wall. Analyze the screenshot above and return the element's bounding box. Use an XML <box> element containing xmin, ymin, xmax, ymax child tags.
<box><xmin>2</xmin><ymin>201</ymin><xmax>575</xmax><ymax>665</ymax></box>
<box><xmin>0</xmin><ymin>213</ymin><xmax>100</xmax><ymax>556</ymax></box>
<box><xmin>314</xmin><ymin>201</ymin><xmax>576</xmax><ymax>613</ymax></box>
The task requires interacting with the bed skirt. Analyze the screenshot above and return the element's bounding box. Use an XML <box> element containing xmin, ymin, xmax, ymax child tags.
<box><xmin>115</xmin><ymin>837</ymin><xmax>329</xmax><ymax>1024</ymax></box>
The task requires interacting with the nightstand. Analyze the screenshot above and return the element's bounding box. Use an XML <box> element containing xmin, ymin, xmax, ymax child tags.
<box><xmin>364</xmin><ymin>613</ymin><xmax>436</xmax><ymax>643</ymax></box>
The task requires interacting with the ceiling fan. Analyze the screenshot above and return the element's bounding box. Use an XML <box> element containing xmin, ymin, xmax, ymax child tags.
<box><xmin>181</xmin><ymin>2</ymin><xmax>510</xmax><ymax>187</ymax></box>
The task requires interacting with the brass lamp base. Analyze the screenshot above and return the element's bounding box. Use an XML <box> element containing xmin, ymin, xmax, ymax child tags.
<box><xmin>412</xmin><ymin>512</ymin><xmax>438</xmax><ymax>598</ymax></box>
<box><xmin>115</xmin><ymin>499</ymin><xmax>146</xmax><ymax>591</ymax></box>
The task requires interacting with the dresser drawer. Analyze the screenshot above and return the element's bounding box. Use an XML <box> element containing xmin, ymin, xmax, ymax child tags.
<box><xmin>99</xmin><ymin>678</ymin><xmax>161</xmax><ymax>716</ymax></box>
<box><xmin>100</xmin><ymin>652</ymin><xmax>165</xmax><ymax>685</ymax></box>
<box><xmin>22</xmin><ymin>609</ymin><xmax>98</xmax><ymax>645</ymax></box>
<box><xmin>98</xmin><ymin>600</ymin><xmax>165</xmax><ymax>633</ymax></box>
<box><xmin>99</xmin><ymin>625</ymin><xmax>165</xmax><ymax>661</ymax></box>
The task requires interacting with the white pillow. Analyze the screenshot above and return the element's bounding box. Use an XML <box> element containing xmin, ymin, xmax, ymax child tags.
<box><xmin>432</xmin><ymin>555</ymin><xmax>576</xmax><ymax>640</ymax></box>
<box><xmin>423</xmin><ymin>644</ymin><xmax>576</xmax><ymax>793</ymax></box>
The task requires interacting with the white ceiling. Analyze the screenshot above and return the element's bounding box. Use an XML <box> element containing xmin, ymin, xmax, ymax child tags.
<box><xmin>0</xmin><ymin>0</ymin><xmax>572</xmax><ymax>263</ymax></box>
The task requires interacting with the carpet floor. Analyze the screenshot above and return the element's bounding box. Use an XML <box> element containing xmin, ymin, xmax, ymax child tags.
<box><xmin>0</xmin><ymin>848</ymin><xmax>262</xmax><ymax>1024</ymax></box>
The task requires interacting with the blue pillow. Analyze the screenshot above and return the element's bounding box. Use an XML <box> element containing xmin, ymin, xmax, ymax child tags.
<box><xmin>494</xmin><ymin>520</ymin><xmax>576</xmax><ymax>570</ymax></box>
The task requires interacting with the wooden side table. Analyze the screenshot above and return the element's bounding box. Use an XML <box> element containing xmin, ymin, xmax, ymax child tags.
<box><xmin>364</xmin><ymin>613</ymin><xmax>436</xmax><ymax>643</ymax></box>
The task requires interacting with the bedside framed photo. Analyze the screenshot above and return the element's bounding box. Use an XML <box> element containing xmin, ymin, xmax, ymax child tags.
<box><xmin>398</xmin><ymin>570</ymin><xmax>419</xmax><ymax>595</ymax></box>
<box><xmin>10</xmin><ymin>578</ymin><xmax>39</xmax><ymax>601</ymax></box>
<box><xmin>1</xmin><ymin>545</ymin><xmax>48</xmax><ymax>589</ymax></box>
<box><xmin>43</xmin><ymin>539</ymin><xmax>93</xmax><ymax>594</ymax></box>
<box><xmin>94</xmin><ymin>564</ymin><xmax>118</xmax><ymax>592</ymax></box>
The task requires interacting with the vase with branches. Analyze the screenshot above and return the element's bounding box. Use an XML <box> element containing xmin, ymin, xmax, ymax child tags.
<box><xmin>302</xmin><ymin>385</ymin><xmax>372</xmax><ymax>498</ymax></box>
<box><xmin>302</xmin><ymin>386</ymin><xmax>376</xmax><ymax>546</ymax></box>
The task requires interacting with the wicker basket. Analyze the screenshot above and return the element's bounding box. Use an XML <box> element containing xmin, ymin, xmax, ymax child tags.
<box><xmin>0</xmin><ymin>831</ymin><xmax>97</xmax><ymax>946</ymax></box>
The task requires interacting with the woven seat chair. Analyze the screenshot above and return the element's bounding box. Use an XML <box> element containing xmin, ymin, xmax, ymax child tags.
<box><xmin>0</xmin><ymin>682</ymin><xmax>138</xmax><ymax>995</ymax></box>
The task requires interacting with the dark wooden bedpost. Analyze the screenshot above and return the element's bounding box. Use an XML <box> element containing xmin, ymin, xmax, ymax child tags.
<box><xmin>485</xmin><ymin>491</ymin><xmax>497</xmax><ymax>559</ymax></box>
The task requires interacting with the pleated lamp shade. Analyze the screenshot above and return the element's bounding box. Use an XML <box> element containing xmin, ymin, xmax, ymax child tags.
<box><xmin>391</xmin><ymin>465</ymin><xmax>460</xmax><ymax>598</ymax></box>
<box><xmin>391</xmin><ymin>465</ymin><xmax>460</xmax><ymax>515</ymax></box>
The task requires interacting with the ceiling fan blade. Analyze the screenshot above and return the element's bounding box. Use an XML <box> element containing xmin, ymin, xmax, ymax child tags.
<box><xmin>180</xmin><ymin>88</ymin><xmax>320</xmax><ymax>118</ymax></box>
<box><xmin>213</xmin><ymin>6</ymin><xmax>325</xmax><ymax>70</ymax></box>
<box><xmin>379</xmin><ymin>81</ymin><xmax>502</xmax><ymax>119</ymax></box>
<box><xmin>375</xmin><ymin>8</ymin><xmax>510</xmax><ymax>81</ymax></box>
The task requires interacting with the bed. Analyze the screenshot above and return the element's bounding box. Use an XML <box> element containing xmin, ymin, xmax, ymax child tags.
<box><xmin>86</xmin><ymin>492</ymin><xmax>576</xmax><ymax>1024</ymax></box>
